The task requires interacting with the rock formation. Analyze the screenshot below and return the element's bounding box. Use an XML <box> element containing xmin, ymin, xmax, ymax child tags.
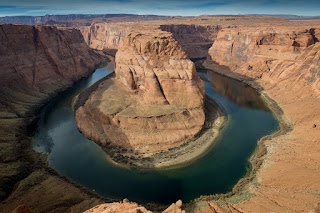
<box><xmin>0</xmin><ymin>23</ymin><xmax>105</xmax><ymax>213</ymax></box>
<box><xmin>79</xmin><ymin>23</ymin><xmax>130</xmax><ymax>55</ymax></box>
<box><xmin>2</xmin><ymin>16</ymin><xmax>320</xmax><ymax>213</ymax></box>
<box><xmin>75</xmin><ymin>29</ymin><xmax>205</xmax><ymax>160</ymax></box>
<box><xmin>83</xmin><ymin>199</ymin><xmax>152</xmax><ymax>213</ymax></box>
<box><xmin>0</xmin><ymin>24</ymin><xmax>102</xmax><ymax>124</ymax></box>
<box><xmin>208</xmin><ymin>27</ymin><xmax>320</xmax><ymax>91</ymax></box>
<box><xmin>160</xmin><ymin>24</ymin><xmax>221</xmax><ymax>58</ymax></box>
<box><xmin>84</xmin><ymin>199</ymin><xmax>186</xmax><ymax>213</ymax></box>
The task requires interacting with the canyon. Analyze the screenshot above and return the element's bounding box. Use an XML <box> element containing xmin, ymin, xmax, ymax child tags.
<box><xmin>0</xmin><ymin>15</ymin><xmax>319</xmax><ymax>213</ymax></box>
<box><xmin>76</xmin><ymin>16</ymin><xmax>320</xmax><ymax>212</ymax></box>
<box><xmin>0</xmin><ymin>24</ymin><xmax>110</xmax><ymax>212</ymax></box>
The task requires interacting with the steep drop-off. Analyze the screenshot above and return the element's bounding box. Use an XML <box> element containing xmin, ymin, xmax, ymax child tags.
<box><xmin>80</xmin><ymin>23</ymin><xmax>221</xmax><ymax>58</ymax></box>
<box><xmin>160</xmin><ymin>24</ymin><xmax>221</xmax><ymax>58</ymax></box>
<box><xmin>0</xmin><ymin>24</ymin><xmax>108</xmax><ymax>213</ymax></box>
<box><xmin>75</xmin><ymin>29</ymin><xmax>208</xmax><ymax>167</ymax></box>
<box><xmin>79</xmin><ymin>23</ymin><xmax>130</xmax><ymax>54</ymax></box>
<box><xmin>0</xmin><ymin>24</ymin><xmax>103</xmax><ymax>139</ymax></box>
<box><xmin>208</xmin><ymin>27</ymin><xmax>320</xmax><ymax>86</ymax></box>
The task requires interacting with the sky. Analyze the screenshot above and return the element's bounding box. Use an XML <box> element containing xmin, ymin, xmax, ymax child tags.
<box><xmin>0</xmin><ymin>0</ymin><xmax>319</xmax><ymax>17</ymax></box>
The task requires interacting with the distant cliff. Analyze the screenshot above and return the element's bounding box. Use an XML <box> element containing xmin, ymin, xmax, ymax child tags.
<box><xmin>80</xmin><ymin>23</ymin><xmax>222</xmax><ymax>58</ymax></box>
<box><xmin>0</xmin><ymin>14</ymin><xmax>171</xmax><ymax>25</ymax></box>
<box><xmin>79</xmin><ymin>23</ymin><xmax>130</xmax><ymax>54</ymax></box>
<box><xmin>160</xmin><ymin>24</ymin><xmax>221</xmax><ymax>58</ymax></box>
<box><xmin>208</xmin><ymin>27</ymin><xmax>320</xmax><ymax>93</ymax></box>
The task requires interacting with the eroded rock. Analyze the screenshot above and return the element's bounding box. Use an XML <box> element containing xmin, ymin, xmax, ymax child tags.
<box><xmin>75</xmin><ymin>29</ymin><xmax>205</xmax><ymax>163</ymax></box>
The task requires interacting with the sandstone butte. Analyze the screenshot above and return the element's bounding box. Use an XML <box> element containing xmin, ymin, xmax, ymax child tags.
<box><xmin>1</xmin><ymin>16</ymin><xmax>320</xmax><ymax>213</ymax></box>
<box><xmin>75</xmin><ymin>28</ymin><xmax>206</xmax><ymax>159</ymax></box>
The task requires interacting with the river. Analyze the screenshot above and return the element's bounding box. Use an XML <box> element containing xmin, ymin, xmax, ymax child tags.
<box><xmin>33</xmin><ymin>62</ymin><xmax>278</xmax><ymax>205</ymax></box>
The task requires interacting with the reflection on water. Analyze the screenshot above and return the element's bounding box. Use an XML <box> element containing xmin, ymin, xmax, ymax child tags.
<box><xmin>33</xmin><ymin>65</ymin><xmax>279</xmax><ymax>205</ymax></box>
<box><xmin>199</xmin><ymin>71</ymin><xmax>269</xmax><ymax>111</ymax></box>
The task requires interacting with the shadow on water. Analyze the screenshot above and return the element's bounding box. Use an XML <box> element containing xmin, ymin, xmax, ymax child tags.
<box><xmin>33</xmin><ymin>64</ymin><xmax>279</xmax><ymax>205</ymax></box>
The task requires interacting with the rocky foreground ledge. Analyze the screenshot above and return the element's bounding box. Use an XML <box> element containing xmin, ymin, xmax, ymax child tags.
<box><xmin>74</xmin><ymin>29</ymin><xmax>224</xmax><ymax>168</ymax></box>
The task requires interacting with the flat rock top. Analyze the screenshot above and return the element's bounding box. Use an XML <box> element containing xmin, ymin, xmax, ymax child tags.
<box><xmin>88</xmin><ymin>78</ymin><xmax>187</xmax><ymax>118</ymax></box>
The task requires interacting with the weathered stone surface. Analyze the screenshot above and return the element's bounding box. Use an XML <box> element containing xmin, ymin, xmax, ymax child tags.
<box><xmin>115</xmin><ymin>29</ymin><xmax>205</xmax><ymax>108</ymax></box>
<box><xmin>160</xmin><ymin>24</ymin><xmax>221</xmax><ymax>58</ymax></box>
<box><xmin>0</xmin><ymin>24</ymin><xmax>102</xmax><ymax>122</ymax></box>
<box><xmin>84</xmin><ymin>199</ymin><xmax>186</xmax><ymax>213</ymax></box>
<box><xmin>79</xmin><ymin>23</ymin><xmax>130</xmax><ymax>54</ymax></box>
<box><xmin>75</xmin><ymin>29</ymin><xmax>205</xmax><ymax>156</ymax></box>
<box><xmin>162</xmin><ymin>200</ymin><xmax>185</xmax><ymax>213</ymax></box>
<box><xmin>0</xmin><ymin>24</ymin><xmax>106</xmax><ymax>213</ymax></box>
<box><xmin>208</xmin><ymin>27</ymin><xmax>320</xmax><ymax>91</ymax></box>
<box><xmin>83</xmin><ymin>199</ymin><xmax>152</xmax><ymax>213</ymax></box>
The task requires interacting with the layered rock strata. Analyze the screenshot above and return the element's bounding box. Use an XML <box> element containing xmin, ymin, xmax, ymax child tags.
<box><xmin>208</xmin><ymin>27</ymin><xmax>320</xmax><ymax>89</ymax></box>
<box><xmin>79</xmin><ymin>23</ymin><xmax>130</xmax><ymax>55</ymax></box>
<box><xmin>160</xmin><ymin>24</ymin><xmax>221</xmax><ymax>58</ymax></box>
<box><xmin>75</xmin><ymin>29</ymin><xmax>206</xmax><ymax>160</ymax></box>
<box><xmin>0</xmin><ymin>24</ymin><xmax>105</xmax><ymax>212</ymax></box>
<box><xmin>0</xmin><ymin>24</ymin><xmax>102</xmax><ymax>125</ymax></box>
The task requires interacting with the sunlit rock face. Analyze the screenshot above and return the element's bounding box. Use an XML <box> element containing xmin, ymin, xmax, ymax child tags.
<box><xmin>79</xmin><ymin>23</ymin><xmax>130</xmax><ymax>54</ymax></box>
<box><xmin>75</xmin><ymin>29</ymin><xmax>206</xmax><ymax>155</ymax></box>
<box><xmin>115</xmin><ymin>29</ymin><xmax>205</xmax><ymax>108</ymax></box>
<box><xmin>208</xmin><ymin>27</ymin><xmax>320</xmax><ymax>93</ymax></box>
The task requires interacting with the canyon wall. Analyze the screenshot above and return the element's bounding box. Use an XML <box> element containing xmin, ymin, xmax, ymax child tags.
<box><xmin>0</xmin><ymin>23</ymin><xmax>106</xmax><ymax>212</ymax></box>
<box><xmin>160</xmin><ymin>24</ymin><xmax>221</xmax><ymax>58</ymax></box>
<box><xmin>80</xmin><ymin>23</ymin><xmax>221</xmax><ymax>58</ymax></box>
<box><xmin>75</xmin><ymin>29</ymin><xmax>206</xmax><ymax>157</ymax></box>
<box><xmin>208</xmin><ymin>27</ymin><xmax>320</xmax><ymax>92</ymax></box>
<box><xmin>0</xmin><ymin>24</ymin><xmax>102</xmax><ymax>128</ymax></box>
<box><xmin>79</xmin><ymin>23</ymin><xmax>130</xmax><ymax>54</ymax></box>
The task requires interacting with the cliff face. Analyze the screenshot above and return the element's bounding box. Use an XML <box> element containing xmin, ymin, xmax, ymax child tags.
<box><xmin>80</xmin><ymin>23</ymin><xmax>221</xmax><ymax>59</ymax></box>
<box><xmin>0</xmin><ymin>24</ymin><xmax>102</xmax><ymax>124</ymax></box>
<box><xmin>79</xmin><ymin>23</ymin><xmax>130</xmax><ymax>54</ymax></box>
<box><xmin>0</xmin><ymin>24</ymin><xmax>105</xmax><ymax>212</ymax></box>
<box><xmin>160</xmin><ymin>24</ymin><xmax>221</xmax><ymax>58</ymax></box>
<box><xmin>208</xmin><ymin>27</ymin><xmax>320</xmax><ymax>92</ymax></box>
<box><xmin>115</xmin><ymin>30</ymin><xmax>205</xmax><ymax>108</ymax></box>
<box><xmin>75</xmin><ymin>29</ymin><xmax>205</xmax><ymax>158</ymax></box>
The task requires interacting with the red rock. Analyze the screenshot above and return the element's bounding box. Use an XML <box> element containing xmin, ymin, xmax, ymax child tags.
<box><xmin>75</xmin><ymin>29</ymin><xmax>205</xmax><ymax>158</ymax></box>
<box><xmin>0</xmin><ymin>23</ymin><xmax>102</xmax><ymax>140</ymax></box>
